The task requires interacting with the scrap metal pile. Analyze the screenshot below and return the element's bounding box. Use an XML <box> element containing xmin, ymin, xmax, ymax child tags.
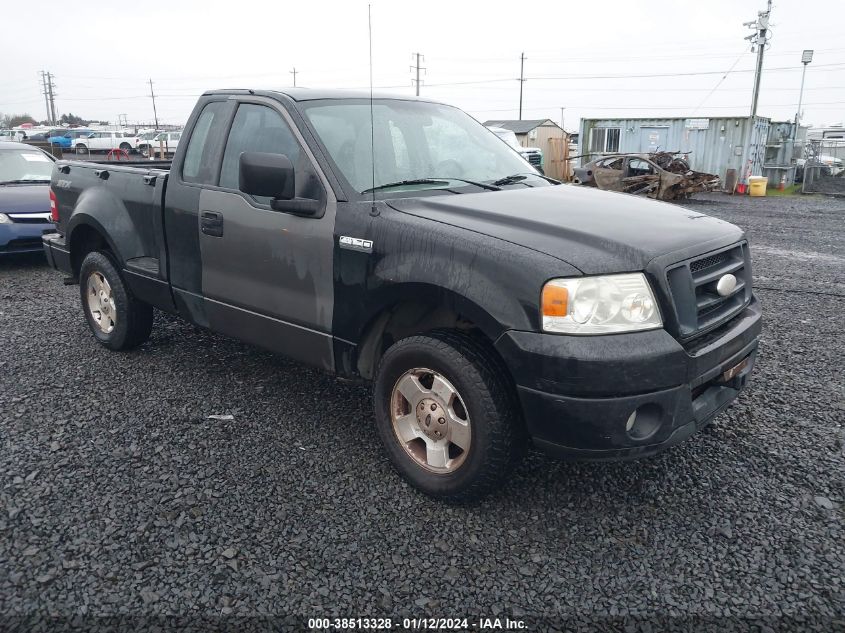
<box><xmin>576</xmin><ymin>152</ymin><xmax>721</xmax><ymax>201</ymax></box>
<box><xmin>624</xmin><ymin>152</ymin><xmax>720</xmax><ymax>200</ymax></box>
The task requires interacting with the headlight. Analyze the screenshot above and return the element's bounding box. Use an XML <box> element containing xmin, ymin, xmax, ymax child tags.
<box><xmin>0</xmin><ymin>213</ymin><xmax>12</xmax><ymax>224</ymax></box>
<box><xmin>541</xmin><ymin>273</ymin><xmax>662</xmax><ymax>334</ymax></box>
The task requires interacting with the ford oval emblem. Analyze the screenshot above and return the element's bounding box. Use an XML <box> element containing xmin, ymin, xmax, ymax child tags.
<box><xmin>716</xmin><ymin>273</ymin><xmax>737</xmax><ymax>297</ymax></box>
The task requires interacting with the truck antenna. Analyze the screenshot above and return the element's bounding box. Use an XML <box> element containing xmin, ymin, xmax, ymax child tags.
<box><xmin>368</xmin><ymin>4</ymin><xmax>378</xmax><ymax>217</ymax></box>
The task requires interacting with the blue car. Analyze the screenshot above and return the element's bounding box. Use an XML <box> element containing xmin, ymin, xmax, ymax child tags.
<box><xmin>47</xmin><ymin>129</ymin><xmax>91</xmax><ymax>150</ymax></box>
<box><xmin>0</xmin><ymin>141</ymin><xmax>56</xmax><ymax>254</ymax></box>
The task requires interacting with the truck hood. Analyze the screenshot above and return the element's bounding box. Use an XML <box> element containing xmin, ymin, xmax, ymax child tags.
<box><xmin>0</xmin><ymin>183</ymin><xmax>51</xmax><ymax>214</ymax></box>
<box><xmin>387</xmin><ymin>184</ymin><xmax>743</xmax><ymax>274</ymax></box>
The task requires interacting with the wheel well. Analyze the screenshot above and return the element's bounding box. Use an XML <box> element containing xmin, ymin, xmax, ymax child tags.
<box><xmin>356</xmin><ymin>301</ymin><xmax>494</xmax><ymax>380</ymax></box>
<box><xmin>69</xmin><ymin>224</ymin><xmax>110</xmax><ymax>276</ymax></box>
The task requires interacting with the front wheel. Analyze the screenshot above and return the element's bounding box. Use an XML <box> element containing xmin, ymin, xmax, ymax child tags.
<box><xmin>75</xmin><ymin>144</ymin><xmax>88</xmax><ymax>155</ymax></box>
<box><xmin>79</xmin><ymin>251</ymin><xmax>153</xmax><ymax>350</ymax></box>
<box><xmin>373</xmin><ymin>330</ymin><xmax>525</xmax><ymax>502</ymax></box>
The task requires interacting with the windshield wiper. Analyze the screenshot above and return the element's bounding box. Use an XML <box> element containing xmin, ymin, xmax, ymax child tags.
<box><xmin>491</xmin><ymin>173</ymin><xmax>560</xmax><ymax>187</ymax></box>
<box><xmin>0</xmin><ymin>179</ymin><xmax>51</xmax><ymax>185</ymax></box>
<box><xmin>361</xmin><ymin>177</ymin><xmax>501</xmax><ymax>194</ymax></box>
<box><xmin>361</xmin><ymin>178</ymin><xmax>448</xmax><ymax>193</ymax></box>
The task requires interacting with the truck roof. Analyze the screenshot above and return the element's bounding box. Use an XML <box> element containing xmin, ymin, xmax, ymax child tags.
<box><xmin>201</xmin><ymin>88</ymin><xmax>439</xmax><ymax>103</ymax></box>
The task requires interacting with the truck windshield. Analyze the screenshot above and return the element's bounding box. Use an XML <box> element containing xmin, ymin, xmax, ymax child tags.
<box><xmin>302</xmin><ymin>99</ymin><xmax>544</xmax><ymax>195</ymax></box>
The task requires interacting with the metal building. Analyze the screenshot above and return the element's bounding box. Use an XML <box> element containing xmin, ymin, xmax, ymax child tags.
<box><xmin>578</xmin><ymin>116</ymin><xmax>789</xmax><ymax>186</ymax></box>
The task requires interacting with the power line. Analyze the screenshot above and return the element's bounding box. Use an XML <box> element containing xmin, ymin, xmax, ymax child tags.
<box><xmin>692</xmin><ymin>48</ymin><xmax>750</xmax><ymax>114</ymax></box>
<box><xmin>472</xmin><ymin>100</ymin><xmax>845</xmax><ymax>113</ymax></box>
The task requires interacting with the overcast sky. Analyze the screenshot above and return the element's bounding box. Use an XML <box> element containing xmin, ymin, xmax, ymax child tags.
<box><xmin>2</xmin><ymin>0</ymin><xmax>843</xmax><ymax>130</ymax></box>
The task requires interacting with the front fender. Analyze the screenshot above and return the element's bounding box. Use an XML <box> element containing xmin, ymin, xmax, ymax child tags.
<box><xmin>332</xmin><ymin>202</ymin><xmax>581</xmax><ymax>345</ymax></box>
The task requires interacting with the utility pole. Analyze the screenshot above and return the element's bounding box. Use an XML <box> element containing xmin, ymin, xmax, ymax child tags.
<box><xmin>410</xmin><ymin>53</ymin><xmax>425</xmax><ymax>96</ymax></box>
<box><xmin>518</xmin><ymin>52</ymin><xmax>526</xmax><ymax>120</ymax></box>
<box><xmin>746</xmin><ymin>0</ymin><xmax>772</xmax><ymax>118</ymax></box>
<box><xmin>148</xmin><ymin>79</ymin><xmax>159</xmax><ymax>129</ymax></box>
<box><xmin>560</xmin><ymin>107</ymin><xmax>565</xmax><ymax>132</ymax></box>
<box><xmin>793</xmin><ymin>50</ymin><xmax>813</xmax><ymax>141</ymax></box>
<box><xmin>40</xmin><ymin>71</ymin><xmax>51</xmax><ymax>124</ymax></box>
<box><xmin>290</xmin><ymin>67</ymin><xmax>298</xmax><ymax>87</ymax></box>
<box><xmin>739</xmin><ymin>0</ymin><xmax>772</xmax><ymax>188</ymax></box>
<box><xmin>46</xmin><ymin>72</ymin><xmax>57</xmax><ymax>125</ymax></box>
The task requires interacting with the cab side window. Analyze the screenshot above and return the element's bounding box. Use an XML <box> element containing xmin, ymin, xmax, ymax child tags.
<box><xmin>220</xmin><ymin>103</ymin><xmax>319</xmax><ymax>205</ymax></box>
<box><xmin>182</xmin><ymin>101</ymin><xmax>227</xmax><ymax>184</ymax></box>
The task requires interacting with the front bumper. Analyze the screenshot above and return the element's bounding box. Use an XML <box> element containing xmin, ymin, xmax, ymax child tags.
<box><xmin>0</xmin><ymin>221</ymin><xmax>56</xmax><ymax>255</ymax></box>
<box><xmin>495</xmin><ymin>297</ymin><xmax>762</xmax><ymax>460</ymax></box>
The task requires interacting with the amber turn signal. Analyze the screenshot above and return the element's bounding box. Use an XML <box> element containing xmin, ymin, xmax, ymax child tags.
<box><xmin>542</xmin><ymin>284</ymin><xmax>569</xmax><ymax>317</ymax></box>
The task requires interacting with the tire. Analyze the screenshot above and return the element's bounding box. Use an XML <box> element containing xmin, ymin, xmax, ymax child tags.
<box><xmin>139</xmin><ymin>145</ymin><xmax>151</xmax><ymax>158</ymax></box>
<box><xmin>79</xmin><ymin>251</ymin><xmax>153</xmax><ymax>350</ymax></box>
<box><xmin>373</xmin><ymin>329</ymin><xmax>525</xmax><ymax>502</ymax></box>
<box><xmin>119</xmin><ymin>142</ymin><xmax>132</xmax><ymax>153</ymax></box>
<box><xmin>76</xmin><ymin>144</ymin><xmax>88</xmax><ymax>155</ymax></box>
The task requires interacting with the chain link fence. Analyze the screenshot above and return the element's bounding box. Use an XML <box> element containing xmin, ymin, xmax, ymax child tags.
<box><xmin>801</xmin><ymin>139</ymin><xmax>845</xmax><ymax>195</ymax></box>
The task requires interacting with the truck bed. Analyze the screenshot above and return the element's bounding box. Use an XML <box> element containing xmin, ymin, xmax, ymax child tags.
<box><xmin>51</xmin><ymin>158</ymin><xmax>172</xmax><ymax>290</ymax></box>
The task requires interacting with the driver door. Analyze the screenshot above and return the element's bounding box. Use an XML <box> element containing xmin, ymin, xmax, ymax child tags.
<box><xmin>592</xmin><ymin>156</ymin><xmax>625</xmax><ymax>191</ymax></box>
<box><xmin>197</xmin><ymin>100</ymin><xmax>337</xmax><ymax>369</ymax></box>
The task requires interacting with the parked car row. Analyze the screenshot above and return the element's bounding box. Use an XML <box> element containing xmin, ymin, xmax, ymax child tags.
<box><xmin>1</xmin><ymin>128</ymin><xmax>185</xmax><ymax>157</ymax></box>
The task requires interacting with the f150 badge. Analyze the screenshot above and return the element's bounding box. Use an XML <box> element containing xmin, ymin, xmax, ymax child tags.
<box><xmin>339</xmin><ymin>236</ymin><xmax>373</xmax><ymax>253</ymax></box>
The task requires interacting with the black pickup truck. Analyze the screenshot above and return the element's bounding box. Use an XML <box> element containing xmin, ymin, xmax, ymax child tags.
<box><xmin>43</xmin><ymin>89</ymin><xmax>761</xmax><ymax>500</ymax></box>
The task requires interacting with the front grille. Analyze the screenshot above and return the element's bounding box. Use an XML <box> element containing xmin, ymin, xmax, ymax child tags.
<box><xmin>690</xmin><ymin>251</ymin><xmax>729</xmax><ymax>273</ymax></box>
<box><xmin>9</xmin><ymin>215</ymin><xmax>52</xmax><ymax>224</ymax></box>
<box><xmin>665</xmin><ymin>243</ymin><xmax>752</xmax><ymax>340</ymax></box>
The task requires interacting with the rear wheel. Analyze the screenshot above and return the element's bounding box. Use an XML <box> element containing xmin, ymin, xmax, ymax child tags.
<box><xmin>373</xmin><ymin>330</ymin><xmax>525</xmax><ymax>502</ymax></box>
<box><xmin>79</xmin><ymin>251</ymin><xmax>153</xmax><ymax>350</ymax></box>
<box><xmin>75</xmin><ymin>144</ymin><xmax>88</xmax><ymax>155</ymax></box>
<box><xmin>119</xmin><ymin>142</ymin><xmax>132</xmax><ymax>153</ymax></box>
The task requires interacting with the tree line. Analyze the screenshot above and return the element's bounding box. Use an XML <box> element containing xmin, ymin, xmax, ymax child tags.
<box><xmin>1</xmin><ymin>112</ymin><xmax>106</xmax><ymax>128</ymax></box>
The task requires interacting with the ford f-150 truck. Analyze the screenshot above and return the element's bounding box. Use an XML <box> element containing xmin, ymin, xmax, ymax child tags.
<box><xmin>43</xmin><ymin>89</ymin><xmax>761</xmax><ymax>501</ymax></box>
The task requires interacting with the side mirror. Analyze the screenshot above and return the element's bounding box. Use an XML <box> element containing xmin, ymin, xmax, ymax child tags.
<box><xmin>239</xmin><ymin>152</ymin><xmax>294</xmax><ymax>201</ymax></box>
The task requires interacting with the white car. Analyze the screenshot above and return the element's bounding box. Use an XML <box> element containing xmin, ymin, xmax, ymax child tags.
<box><xmin>72</xmin><ymin>131</ymin><xmax>140</xmax><ymax>154</ymax></box>
<box><xmin>485</xmin><ymin>126</ymin><xmax>544</xmax><ymax>172</ymax></box>
<box><xmin>0</xmin><ymin>129</ymin><xmax>27</xmax><ymax>142</ymax></box>
<box><xmin>138</xmin><ymin>131</ymin><xmax>182</xmax><ymax>157</ymax></box>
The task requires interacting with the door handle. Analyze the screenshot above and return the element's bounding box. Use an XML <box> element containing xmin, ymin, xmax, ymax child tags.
<box><xmin>201</xmin><ymin>211</ymin><xmax>224</xmax><ymax>237</ymax></box>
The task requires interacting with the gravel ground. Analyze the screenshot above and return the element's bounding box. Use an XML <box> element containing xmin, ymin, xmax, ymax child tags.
<box><xmin>1</xmin><ymin>192</ymin><xmax>843</xmax><ymax>631</ymax></box>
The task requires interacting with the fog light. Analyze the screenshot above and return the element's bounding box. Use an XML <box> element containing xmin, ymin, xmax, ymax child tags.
<box><xmin>625</xmin><ymin>403</ymin><xmax>663</xmax><ymax>440</ymax></box>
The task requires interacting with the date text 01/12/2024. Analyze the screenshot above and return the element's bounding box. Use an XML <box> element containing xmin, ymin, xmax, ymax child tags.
<box><xmin>307</xmin><ymin>617</ymin><xmax>527</xmax><ymax>630</ymax></box>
